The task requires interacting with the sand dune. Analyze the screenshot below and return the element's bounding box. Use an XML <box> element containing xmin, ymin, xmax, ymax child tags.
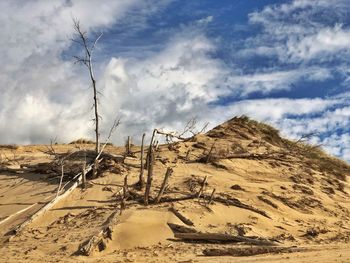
<box><xmin>0</xmin><ymin>117</ymin><xmax>350</xmax><ymax>262</ymax></box>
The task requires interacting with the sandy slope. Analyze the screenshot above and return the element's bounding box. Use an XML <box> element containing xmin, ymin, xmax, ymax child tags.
<box><xmin>1</xmin><ymin>117</ymin><xmax>350</xmax><ymax>262</ymax></box>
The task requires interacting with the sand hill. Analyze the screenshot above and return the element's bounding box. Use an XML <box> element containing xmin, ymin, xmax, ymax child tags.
<box><xmin>0</xmin><ymin>116</ymin><xmax>350</xmax><ymax>262</ymax></box>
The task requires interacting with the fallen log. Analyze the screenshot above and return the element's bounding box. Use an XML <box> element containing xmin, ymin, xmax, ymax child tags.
<box><xmin>169</xmin><ymin>207</ymin><xmax>194</xmax><ymax>226</ymax></box>
<box><xmin>78</xmin><ymin>211</ymin><xmax>119</xmax><ymax>256</ymax></box>
<box><xmin>203</xmin><ymin>246</ymin><xmax>303</xmax><ymax>257</ymax></box>
<box><xmin>210</xmin><ymin>195</ymin><xmax>271</xmax><ymax>219</ymax></box>
<box><xmin>5</xmin><ymin>163</ymin><xmax>95</xmax><ymax>240</ymax></box>
<box><xmin>174</xmin><ymin>232</ymin><xmax>277</xmax><ymax>246</ymax></box>
<box><xmin>167</xmin><ymin>223</ymin><xmax>197</xmax><ymax>234</ymax></box>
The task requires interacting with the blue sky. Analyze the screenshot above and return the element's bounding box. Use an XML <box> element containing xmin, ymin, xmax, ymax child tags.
<box><xmin>1</xmin><ymin>0</ymin><xmax>350</xmax><ymax>160</ymax></box>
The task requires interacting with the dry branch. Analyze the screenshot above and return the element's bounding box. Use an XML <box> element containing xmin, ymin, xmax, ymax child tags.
<box><xmin>208</xmin><ymin>188</ymin><xmax>216</xmax><ymax>205</ymax></box>
<box><xmin>6</xmin><ymin>164</ymin><xmax>94</xmax><ymax>239</ymax></box>
<box><xmin>155</xmin><ymin>167</ymin><xmax>173</xmax><ymax>204</ymax></box>
<box><xmin>169</xmin><ymin>207</ymin><xmax>194</xmax><ymax>226</ymax></box>
<box><xmin>196</xmin><ymin>176</ymin><xmax>207</xmax><ymax>198</ymax></box>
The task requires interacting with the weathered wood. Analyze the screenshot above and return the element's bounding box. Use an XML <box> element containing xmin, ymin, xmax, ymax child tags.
<box><xmin>208</xmin><ymin>188</ymin><xmax>216</xmax><ymax>205</ymax></box>
<box><xmin>92</xmin><ymin>159</ymin><xmax>99</xmax><ymax>179</ymax></box>
<box><xmin>56</xmin><ymin>163</ymin><xmax>65</xmax><ymax>197</ymax></box>
<box><xmin>212</xmin><ymin>195</ymin><xmax>270</xmax><ymax>219</ymax></box>
<box><xmin>155</xmin><ymin>167</ymin><xmax>173</xmax><ymax>204</ymax></box>
<box><xmin>174</xmin><ymin>232</ymin><xmax>277</xmax><ymax>246</ymax></box>
<box><xmin>144</xmin><ymin>146</ymin><xmax>154</xmax><ymax>205</ymax></box>
<box><xmin>82</xmin><ymin>163</ymin><xmax>87</xmax><ymax>189</ymax></box>
<box><xmin>206</xmin><ymin>143</ymin><xmax>215</xmax><ymax>163</ymax></box>
<box><xmin>203</xmin><ymin>246</ymin><xmax>302</xmax><ymax>257</ymax></box>
<box><xmin>138</xmin><ymin>133</ymin><xmax>146</xmax><ymax>189</ymax></box>
<box><xmin>125</xmin><ymin>136</ymin><xmax>131</xmax><ymax>155</ymax></box>
<box><xmin>167</xmin><ymin>223</ymin><xmax>197</xmax><ymax>233</ymax></box>
<box><xmin>123</xmin><ymin>175</ymin><xmax>128</xmax><ymax>199</ymax></box>
<box><xmin>78</xmin><ymin>211</ymin><xmax>119</xmax><ymax>256</ymax></box>
<box><xmin>169</xmin><ymin>207</ymin><xmax>194</xmax><ymax>226</ymax></box>
<box><xmin>185</xmin><ymin>149</ymin><xmax>191</xmax><ymax>161</ymax></box>
<box><xmin>196</xmin><ymin>176</ymin><xmax>207</xmax><ymax>198</ymax></box>
<box><xmin>6</xmin><ymin>164</ymin><xmax>94</xmax><ymax>239</ymax></box>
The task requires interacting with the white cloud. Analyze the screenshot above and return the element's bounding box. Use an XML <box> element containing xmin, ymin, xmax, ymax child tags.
<box><xmin>0</xmin><ymin>0</ymin><xmax>171</xmax><ymax>144</ymax></box>
<box><xmin>0</xmin><ymin>0</ymin><xmax>350</xmax><ymax>164</ymax></box>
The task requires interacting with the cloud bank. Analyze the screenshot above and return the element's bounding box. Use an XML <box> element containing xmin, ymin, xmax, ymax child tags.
<box><xmin>0</xmin><ymin>0</ymin><xmax>350</xmax><ymax>162</ymax></box>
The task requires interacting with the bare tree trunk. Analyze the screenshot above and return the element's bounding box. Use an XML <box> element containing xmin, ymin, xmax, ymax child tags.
<box><xmin>72</xmin><ymin>19</ymin><xmax>102</xmax><ymax>155</ymax></box>
<box><xmin>155</xmin><ymin>167</ymin><xmax>173</xmax><ymax>203</ymax></box>
<box><xmin>82</xmin><ymin>164</ymin><xmax>87</xmax><ymax>189</ymax></box>
<box><xmin>138</xmin><ymin>133</ymin><xmax>146</xmax><ymax>189</ymax></box>
<box><xmin>88</xmin><ymin>40</ymin><xmax>99</xmax><ymax>155</ymax></box>
<box><xmin>92</xmin><ymin>159</ymin><xmax>99</xmax><ymax>179</ymax></box>
<box><xmin>144</xmin><ymin>146</ymin><xmax>154</xmax><ymax>205</ymax></box>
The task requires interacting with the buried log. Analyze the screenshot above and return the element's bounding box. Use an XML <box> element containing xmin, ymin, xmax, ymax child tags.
<box><xmin>203</xmin><ymin>246</ymin><xmax>303</xmax><ymax>257</ymax></box>
<box><xmin>78</xmin><ymin>211</ymin><xmax>119</xmax><ymax>256</ymax></box>
<box><xmin>169</xmin><ymin>207</ymin><xmax>194</xmax><ymax>226</ymax></box>
<box><xmin>174</xmin><ymin>232</ymin><xmax>277</xmax><ymax>246</ymax></box>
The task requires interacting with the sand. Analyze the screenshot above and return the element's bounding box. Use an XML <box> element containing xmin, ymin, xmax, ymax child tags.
<box><xmin>0</xmin><ymin>117</ymin><xmax>350</xmax><ymax>262</ymax></box>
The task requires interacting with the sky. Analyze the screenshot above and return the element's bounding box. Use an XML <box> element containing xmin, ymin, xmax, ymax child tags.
<box><xmin>1</xmin><ymin>0</ymin><xmax>350</xmax><ymax>161</ymax></box>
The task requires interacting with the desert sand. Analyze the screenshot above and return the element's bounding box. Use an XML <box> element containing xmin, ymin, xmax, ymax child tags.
<box><xmin>0</xmin><ymin>117</ymin><xmax>350</xmax><ymax>262</ymax></box>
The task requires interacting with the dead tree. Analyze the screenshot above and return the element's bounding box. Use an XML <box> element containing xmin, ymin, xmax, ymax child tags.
<box><xmin>125</xmin><ymin>136</ymin><xmax>131</xmax><ymax>156</ymax></box>
<box><xmin>155</xmin><ymin>167</ymin><xmax>173</xmax><ymax>203</ymax></box>
<box><xmin>137</xmin><ymin>133</ymin><xmax>146</xmax><ymax>189</ymax></box>
<box><xmin>72</xmin><ymin>19</ymin><xmax>103</xmax><ymax>155</ymax></box>
<box><xmin>144</xmin><ymin>146</ymin><xmax>154</xmax><ymax>205</ymax></box>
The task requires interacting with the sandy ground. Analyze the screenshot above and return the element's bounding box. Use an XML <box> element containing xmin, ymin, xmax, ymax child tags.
<box><xmin>1</xmin><ymin>118</ymin><xmax>350</xmax><ymax>262</ymax></box>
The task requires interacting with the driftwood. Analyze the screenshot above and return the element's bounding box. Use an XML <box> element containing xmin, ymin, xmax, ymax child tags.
<box><xmin>174</xmin><ymin>232</ymin><xmax>277</xmax><ymax>246</ymax></box>
<box><xmin>155</xmin><ymin>167</ymin><xmax>173</xmax><ymax>204</ymax></box>
<box><xmin>169</xmin><ymin>207</ymin><xmax>194</xmax><ymax>226</ymax></box>
<box><xmin>78</xmin><ymin>211</ymin><xmax>119</xmax><ymax>256</ymax></box>
<box><xmin>203</xmin><ymin>246</ymin><xmax>302</xmax><ymax>257</ymax></box>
